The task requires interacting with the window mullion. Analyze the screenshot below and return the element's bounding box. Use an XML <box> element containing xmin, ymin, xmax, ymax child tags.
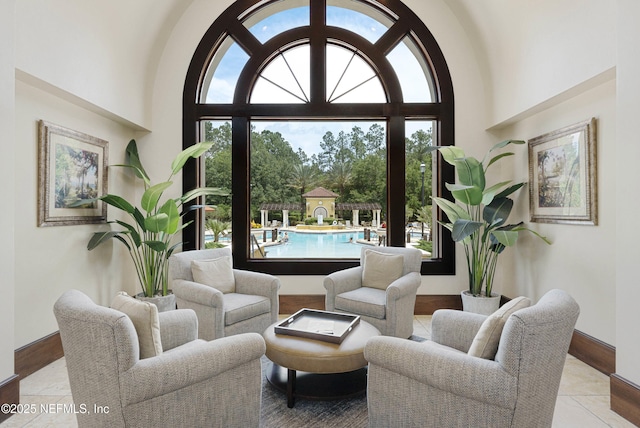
<box><xmin>231</xmin><ymin>116</ymin><xmax>251</xmax><ymax>267</ymax></box>
<box><xmin>387</xmin><ymin>115</ymin><xmax>405</xmax><ymax>247</ymax></box>
<box><xmin>309</xmin><ymin>0</ymin><xmax>326</xmax><ymax>103</ymax></box>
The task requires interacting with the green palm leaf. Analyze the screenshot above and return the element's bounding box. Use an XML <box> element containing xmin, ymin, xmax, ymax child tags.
<box><xmin>144</xmin><ymin>240</ymin><xmax>167</xmax><ymax>252</ymax></box>
<box><xmin>483</xmin><ymin>197</ymin><xmax>513</xmax><ymax>228</ymax></box>
<box><xmin>447</xmin><ymin>183</ymin><xmax>483</xmax><ymax>206</ymax></box>
<box><xmin>180</xmin><ymin>187</ymin><xmax>228</xmax><ymax>204</ymax></box>
<box><xmin>433</xmin><ymin>196</ymin><xmax>470</xmax><ymax>223</ymax></box>
<box><xmin>141</xmin><ymin>182</ymin><xmax>173</xmax><ymax>213</ymax></box>
<box><xmin>88</xmin><ymin>231</ymin><xmax>128</xmax><ymax>251</ymax></box>
<box><xmin>144</xmin><ymin>213</ymin><xmax>170</xmax><ymax>233</ymax></box>
<box><xmin>454</xmin><ymin>156</ymin><xmax>485</xmax><ymax>190</ymax></box>
<box><xmin>100</xmin><ymin>194</ymin><xmax>135</xmax><ymax>214</ymax></box>
<box><xmin>170</xmin><ymin>142</ymin><xmax>214</xmax><ymax>176</ymax></box>
<box><xmin>481</xmin><ymin>180</ymin><xmax>512</xmax><ymax>206</ymax></box>
<box><xmin>125</xmin><ymin>139</ymin><xmax>150</xmax><ymax>183</ymax></box>
<box><xmin>437</xmin><ymin>146</ymin><xmax>466</xmax><ymax>165</ymax></box>
<box><xmin>452</xmin><ymin>219</ymin><xmax>483</xmax><ymax>242</ymax></box>
<box><xmin>159</xmin><ymin>199</ymin><xmax>180</xmax><ymax>234</ymax></box>
<box><xmin>491</xmin><ymin>230</ymin><xmax>519</xmax><ymax>247</ymax></box>
<box><xmin>494</xmin><ymin>182</ymin><xmax>525</xmax><ymax>199</ymax></box>
<box><xmin>114</xmin><ymin>220</ymin><xmax>141</xmax><ymax>247</ymax></box>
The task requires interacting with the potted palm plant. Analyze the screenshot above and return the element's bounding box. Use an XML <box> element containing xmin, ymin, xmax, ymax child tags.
<box><xmin>432</xmin><ymin>140</ymin><xmax>551</xmax><ymax>314</ymax></box>
<box><xmin>78</xmin><ymin>139</ymin><xmax>226</xmax><ymax>310</ymax></box>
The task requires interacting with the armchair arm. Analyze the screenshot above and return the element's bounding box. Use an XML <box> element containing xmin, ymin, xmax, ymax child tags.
<box><xmin>120</xmin><ymin>332</ymin><xmax>266</xmax><ymax>405</ymax></box>
<box><xmin>386</xmin><ymin>271</ymin><xmax>421</xmax><ymax>301</ymax></box>
<box><xmin>172</xmin><ymin>279</ymin><xmax>224</xmax><ymax>309</ymax></box>
<box><xmin>158</xmin><ymin>309</ymin><xmax>198</xmax><ymax>351</ymax></box>
<box><xmin>364</xmin><ymin>336</ymin><xmax>516</xmax><ymax>409</ymax></box>
<box><xmin>323</xmin><ymin>266</ymin><xmax>363</xmax><ymax>310</ymax></box>
<box><xmin>233</xmin><ymin>269</ymin><xmax>281</xmax><ymax>298</ymax></box>
<box><xmin>431</xmin><ymin>309</ymin><xmax>486</xmax><ymax>352</ymax></box>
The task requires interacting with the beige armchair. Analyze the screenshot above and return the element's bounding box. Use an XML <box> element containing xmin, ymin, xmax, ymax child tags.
<box><xmin>169</xmin><ymin>248</ymin><xmax>280</xmax><ymax>340</ymax></box>
<box><xmin>364</xmin><ymin>289</ymin><xmax>580</xmax><ymax>428</ymax></box>
<box><xmin>324</xmin><ymin>246</ymin><xmax>423</xmax><ymax>338</ymax></box>
<box><xmin>54</xmin><ymin>289</ymin><xmax>265</xmax><ymax>428</ymax></box>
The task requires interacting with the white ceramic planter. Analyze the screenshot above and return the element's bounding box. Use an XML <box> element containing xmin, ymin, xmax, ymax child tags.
<box><xmin>460</xmin><ymin>291</ymin><xmax>500</xmax><ymax>315</ymax></box>
<box><xmin>136</xmin><ymin>292</ymin><xmax>176</xmax><ymax>312</ymax></box>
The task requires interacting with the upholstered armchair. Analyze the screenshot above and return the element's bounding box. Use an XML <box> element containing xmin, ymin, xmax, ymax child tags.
<box><xmin>54</xmin><ymin>289</ymin><xmax>265</xmax><ymax>428</ymax></box>
<box><xmin>364</xmin><ymin>289</ymin><xmax>580</xmax><ymax>428</ymax></box>
<box><xmin>169</xmin><ymin>248</ymin><xmax>280</xmax><ymax>340</ymax></box>
<box><xmin>324</xmin><ymin>246</ymin><xmax>423</xmax><ymax>338</ymax></box>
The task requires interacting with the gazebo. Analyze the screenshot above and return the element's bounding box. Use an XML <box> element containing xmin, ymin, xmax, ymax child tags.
<box><xmin>336</xmin><ymin>202</ymin><xmax>382</xmax><ymax>227</ymax></box>
<box><xmin>259</xmin><ymin>203</ymin><xmax>303</xmax><ymax>228</ymax></box>
<box><xmin>259</xmin><ymin>187</ymin><xmax>382</xmax><ymax>227</ymax></box>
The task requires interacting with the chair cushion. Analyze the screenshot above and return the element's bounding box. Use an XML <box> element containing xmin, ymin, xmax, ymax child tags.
<box><xmin>468</xmin><ymin>296</ymin><xmax>531</xmax><ymax>359</ymax></box>
<box><xmin>361</xmin><ymin>249</ymin><xmax>404</xmax><ymax>290</ymax></box>
<box><xmin>335</xmin><ymin>287</ymin><xmax>387</xmax><ymax>319</ymax></box>
<box><xmin>224</xmin><ymin>293</ymin><xmax>271</xmax><ymax>326</ymax></box>
<box><xmin>111</xmin><ymin>292</ymin><xmax>162</xmax><ymax>359</ymax></box>
<box><xmin>191</xmin><ymin>256</ymin><xmax>235</xmax><ymax>293</ymax></box>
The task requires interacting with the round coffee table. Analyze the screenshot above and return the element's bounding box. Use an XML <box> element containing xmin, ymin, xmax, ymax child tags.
<box><xmin>263</xmin><ymin>318</ymin><xmax>380</xmax><ymax>408</ymax></box>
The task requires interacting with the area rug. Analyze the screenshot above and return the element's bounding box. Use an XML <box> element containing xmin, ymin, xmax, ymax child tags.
<box><xmin>259</xmin><ymin>335</ymin><xmax>427</xmax><ymax>427</ymax></box>
<box><xmin>259</xmin><ymin>356</ymin><xmax>368</xmax><ymax>428</ymax></box>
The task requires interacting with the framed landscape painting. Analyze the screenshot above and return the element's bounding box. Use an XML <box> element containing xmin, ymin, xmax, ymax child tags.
<box><xmin>38</xmin><ymin>120</ymin><xmax>108</xmax><ymax>227</ymax></box>
<box><xmin>528</xmin><ymin>118</ymin><xmax>597</xmax><ymax>225</ymax></box>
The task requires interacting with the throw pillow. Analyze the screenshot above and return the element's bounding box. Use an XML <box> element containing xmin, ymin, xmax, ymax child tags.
<box><xmin>467</xmin><ymin>296</ymin><xmax>531</xmax><ymax>360</ymax></box>
<box><xmin>110</xmin><ymin>291</ymin><xmax>162</xmax><ymax>359</ymax></box>
<box><xmin>361</xmin><ymin>250</ymin><xmax>404</xmax><ymax>290</ymax></box>
<box><xmin>191</xmin><ymin>256</ymin><xmax>236</xmax><ymax>293</ymax></box>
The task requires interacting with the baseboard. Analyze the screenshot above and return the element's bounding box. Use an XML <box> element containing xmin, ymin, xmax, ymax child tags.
<box><xmin>414</xmin><ymin>294</ymin><xmax>461</xmax><ymax>314</ymax></box>
<box><xmin>568</xmin><ymin>329</ymin><xmax>616</xmax><ymax>375</ymax></box>
<box><xmin>279</xmin><ymin>294</ymin><xmax>325</xmax><ymax>314</ymax></box>
<box><xmin>611</xmin><ymin>374</ymin><xmax>640</xmax><ymax>426</ymax></box>
<box><xmin>0</xmin><ymin>374</ymin><xmax>19</xmax><ymax>424</ymax></box>
<box><xmin>279</xmin><ymin>294</ymin><xmax>462</xmax><ymax>315</ymax></box>
<box><xmin>15</xmin><ymin>331</ymin><xmax>63</xmax><ymax>379</ymax></box>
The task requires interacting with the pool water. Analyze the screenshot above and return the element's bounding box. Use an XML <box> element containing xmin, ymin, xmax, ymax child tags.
<box><xmin>262</xmin><ymin>230</ymin><xmax>373</xmax><ymax>258</ymax></box>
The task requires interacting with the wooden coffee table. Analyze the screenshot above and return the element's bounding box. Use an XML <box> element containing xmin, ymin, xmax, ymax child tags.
<box><xmin>263</xmin><ymin>317</ymin><xmax>380</xmax><ymax>408</ymax></box>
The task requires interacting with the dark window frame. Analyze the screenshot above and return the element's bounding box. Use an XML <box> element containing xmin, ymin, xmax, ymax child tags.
<box><xmin>182</xmin><ymin>0</ymin><xmax>455</xmax><ymax>275</ymax></box>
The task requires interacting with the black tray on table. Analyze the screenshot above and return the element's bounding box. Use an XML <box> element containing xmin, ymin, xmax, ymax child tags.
<box><xmin>274</xmin><ymin>308</ymin><xmax>360</xmax><ymax>344</ymax></box>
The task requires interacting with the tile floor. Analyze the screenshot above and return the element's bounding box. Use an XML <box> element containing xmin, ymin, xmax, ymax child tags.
<box><xmin>1</xmin><ymin>316</ymin><xmax>636</xmax><ymax>427</ymax></box>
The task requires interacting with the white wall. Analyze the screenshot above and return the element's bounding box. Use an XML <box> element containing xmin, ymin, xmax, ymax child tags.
<box><xmin>496</xmin><ymin>77</ymin><xmax>616</xmax><ymax>344</ymax></box>
<box><xmin>1</xmin><ymin>0</ymin><xmax>16</xmax><ymax>380</ymax></box>
<box><xmin>447</xmin><ymin>0</ymin><xmax>617</xmax><ymax>128</ymax></box>
<box><xmin>13</xmin><ymin>78</ymin><xmax>140</xmax><ymax>347</ymax></box>
<box><xmin>14</xmin><ymin>0</ymin><xmax>192</xmax><ymax>131</ymax></box>
<box><xmin>11</xmin><ymin>0</ymin><xmax>190</xmax><ymax>348</ymax></box>
<box><xmin>615</xmin><ymin>0</ymin><xmax>640</xmax><ymax>387</ymax></box>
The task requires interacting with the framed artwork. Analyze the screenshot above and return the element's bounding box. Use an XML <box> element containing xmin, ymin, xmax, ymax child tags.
<box><xmin>528</xmin><ymin>118</ymin><xmax>597</xmax><ymax>225</ymax></box>
<box><xmin>38</xmin><ymin>120</ymin><xmax>108</xmax><ymax>227</ymax></box>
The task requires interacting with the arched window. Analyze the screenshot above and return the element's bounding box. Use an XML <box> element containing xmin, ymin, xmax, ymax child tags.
<box><xmin>183</xmin><ymin>0</ymin><xmax>454</xmax><ymax>275</ymax></box>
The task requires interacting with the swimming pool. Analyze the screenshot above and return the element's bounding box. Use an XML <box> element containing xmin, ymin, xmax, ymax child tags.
<box><xmin>259</xmin><ymin>230</ymin><xmax>376</xmax><ymax>258</ymax></box>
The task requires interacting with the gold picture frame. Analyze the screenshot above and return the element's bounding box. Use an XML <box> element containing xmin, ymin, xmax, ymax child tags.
<box><xmin>38</xmin><ymin>120</ymin><xmax>108</xmax><ymax>227</ymax></box>
<box><xmin>528</xmin><ymin>118</ymin><xmax>597</xmax><ymax>225</ymax></box>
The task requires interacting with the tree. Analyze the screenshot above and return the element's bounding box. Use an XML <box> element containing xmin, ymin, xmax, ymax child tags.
<box><xmin>202</xmin><ymin>122</ymin><xmax>434</xmax><ymax>228</ymax></box>
<box><xmin>289</xmin><ymin>163</ymin><xmax>318</xmax><ymax>199</ymax></box>
<box><xmin>205</xmin><ymin>218</ymin><xmax>230</xmax><ymax>242</ymax></box>
<box><xmin>204</xmin><ymin>122</ymin><xmax>233</xmax><ymax>210</ymax></box>
<box><xmin>329</xmin><ymin>160</ymin><xmax>352</xmax><ymax>197</ymax></box>
<box><xmin>405</xmin><ymin>128</ymin><xmax>434</xmax><ymax>222</ymax></box>
<box><xmin>364</xmin><ymin>123</ymin><xmax>385</xmax><ymax>154</ymax></box>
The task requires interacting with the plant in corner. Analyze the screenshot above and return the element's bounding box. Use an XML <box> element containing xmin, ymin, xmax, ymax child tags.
<box><xmin>77</xmin><ymin>139</ymin><xmax>226</xmax><ymax>298</ymax></box>
<box><xmin>431</xmin><ymin>140</ymin><xmax>551</xmax><ymax>300</ymax></box>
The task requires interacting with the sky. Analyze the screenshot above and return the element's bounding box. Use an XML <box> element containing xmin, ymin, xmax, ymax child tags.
<box><xmin>205</xmin><ymin>5</ymin><xmax>433</xmax><ymax>156</ymax></box>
